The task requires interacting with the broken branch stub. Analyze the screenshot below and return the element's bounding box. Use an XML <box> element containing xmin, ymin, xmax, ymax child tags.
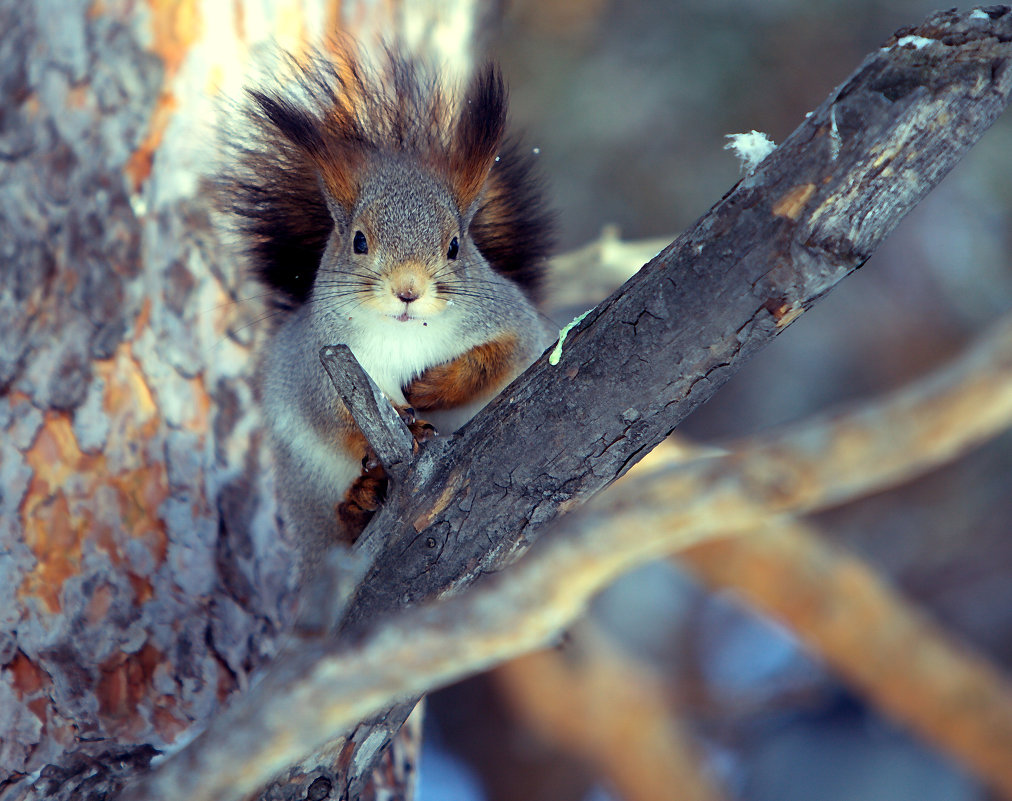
<box><xmin>319</xmin><ymin>344</ymin><xmax>414</xmax><ymax>481</ymax></box>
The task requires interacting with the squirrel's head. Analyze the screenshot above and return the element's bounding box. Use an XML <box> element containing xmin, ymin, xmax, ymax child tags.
<box><xmin>317</xmin><ymin>155</ymin><xmax>484</xmax><ymax>324</ymax></box>
<box><xmin>223</xmin><ymin>45</ymin><xmax>552</xmax><ymax>314</ymax></box>
<box><xmin>301</xmin><ymin>59</ymin><xmax>507</xmax><ymax>325</ymax></box>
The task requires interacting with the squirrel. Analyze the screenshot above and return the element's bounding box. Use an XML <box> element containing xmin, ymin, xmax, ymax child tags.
<box><xmin>216</xmin><ymin>44</ymin><xmax>554</xmax><ymax>555</ymax></box>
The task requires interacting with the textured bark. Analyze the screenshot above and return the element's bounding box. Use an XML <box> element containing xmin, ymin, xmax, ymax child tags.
<box><xmin>0</xmin><ymin>2</ymin><xmax>472</xmax><ymax>800</ymax></box>
<box><xmin>0</xmin><ymin>2</ymin><xmax>299</xmax><ymax>800</ymax></box>
<box><xmin>2</xmin><ymin>4</ymin><xmax>1012</xmax><ymax>801</ymax></box>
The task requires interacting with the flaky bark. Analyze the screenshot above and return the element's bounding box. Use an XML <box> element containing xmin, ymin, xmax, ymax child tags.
<box><xmin>0</xmin><ymin>1</ymin><xmax>287</xmax><ymax>797</ymax></box>
<box><xmin>0</xmin><ymin>2</ymin><xmax>465</xmax><ymax>800</ymax></box>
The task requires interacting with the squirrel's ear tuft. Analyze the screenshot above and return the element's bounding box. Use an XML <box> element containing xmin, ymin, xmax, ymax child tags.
<box><xmin>247</xmin><ymin>87</ymin><xmax>363</xmax><ymax>216</ymax></box>
<box><xmin>316</xmin><ymin>146</ymin><xmax>364</xmax><ymax>218</ymax></box>
<box><xmin>470</xmin><ymin>137</ymin><xmax>555</xmax><ymax>303</ymax></box>
<box><xmin>449</xmin><ymin>64</ymin><xmax>507</xmax><ymax>210</ymax></box>
<box><xmin>247</xmin><ymin>89</ymin><xmax>326</xmax><ymax>156</ymax></box>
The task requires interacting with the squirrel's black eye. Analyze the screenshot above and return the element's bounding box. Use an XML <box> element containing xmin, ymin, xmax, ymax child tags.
<box><xmin>446</xmin><ymin>236</ymin><xmax>459</xmax><ymax>260</ymax></box>
<box><xmin>353</xmin><ymin>230</ymin><xmax>368</xmax><ymax>254</ymax></box>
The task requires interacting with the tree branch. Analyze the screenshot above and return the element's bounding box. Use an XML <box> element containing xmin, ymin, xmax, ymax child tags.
<box><xmin>319</xmin><ymin>345</ymin><xmax>414</xmax><ymax>480</ymax></box>
<box><xmin>683</xmin><ymin>519</ymin><xmax>1012</xmax><ymax>798</ymax></box>
<box><xmin>120</xmin><ymin>306</ymin><xmax>1012</xmax><ymax>801</ymax></box>
<box><xmin>339</xmin><ymin>6</ymin><xmax>1012</xmax><ymax>634</ymax></box>
<box><xmin>325</xmin><ymin>11</ymin><xmax>1012</xmax><ymax>790</ymax></box>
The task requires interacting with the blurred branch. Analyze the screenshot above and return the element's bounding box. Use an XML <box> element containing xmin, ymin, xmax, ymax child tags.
<box><xmin>547</xmin><ymin>188</ymin><xmax>1012</xmax><ymax>798</ymax></box>
<box><xmin>493</xmin><ymin>623</ymin><xmax>728</xmax><ymax>801</ymax></box>
<box><xmin>546</xmin><ymin>225</ymin><xmax>672</xmax><ymax>310</ymax></box>
<box><xmin>682</xmin><ymin>519</ymin><xmax>1012</xmax><ymax>799</ymax></box>
<box><xmin>121</xmin><ymin>308</ymin><xmax>1012</xmax><ymax>801</ymax></box>
<box><xmin>548</xmin><ymin>140</ymin><xmax>1012</xmax><ymax>801</ymax></box>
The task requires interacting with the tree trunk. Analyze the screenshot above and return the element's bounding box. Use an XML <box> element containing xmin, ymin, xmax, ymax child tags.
<box><xmin>0</xmin><ymin>1</ymin><xmax>297</xmax><ymax>798</ymax></box>
<box><xmin>0</xmin><ymin>0</ymin><xmax>468</xmax><ymax>798</ymax></box>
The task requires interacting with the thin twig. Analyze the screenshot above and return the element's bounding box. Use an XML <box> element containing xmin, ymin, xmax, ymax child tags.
<box><xmin>319</xmin><ymin>344</ymin><xmax>414</xmax><ymax>480</ymax></box>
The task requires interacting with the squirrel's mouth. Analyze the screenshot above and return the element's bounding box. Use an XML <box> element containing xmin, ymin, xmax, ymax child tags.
<box><xmin>369</xmin><ymin>290</ymin><xmax>446</xmax><ymax>321</ymax></box>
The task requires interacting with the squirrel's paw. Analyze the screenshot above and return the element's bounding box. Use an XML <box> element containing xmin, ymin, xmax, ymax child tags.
<box><xmin>336</xmin><ymin>463</ymin><xmax>387</xmax><ymax>543</ymax></box>
<box><xmin>395</xmin><ymin>404</ymin><xmax>438</xmax><ymax>448</ymax></box>
<box><xmin>408</xmin><ymin>418</ymin><xmax>437</xmax><ymax>447</ymax></box>
<box><xmin>337</xmin><ymin>411</ymin><xmax>437</xmax><ymax>543</ymax></box>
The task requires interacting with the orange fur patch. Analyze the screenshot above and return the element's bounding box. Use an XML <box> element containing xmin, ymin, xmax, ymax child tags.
<box><xmin>335</xmin><ymin>406</ymin><xmax>437</xmax><ymax>543</ymax></box>
<box><xmin>317</xmin><ymin>142</ymin><xmax>365</xmax><ymax>212</ymax></box>
<box><xmin>338</xmin><ymin>410</ymin><xmax>369</xmax><ymax>465</ymax></box>
<box><xmin>403</xmin><ymin>334</ymin><xmax>520</xmax><ymax>411</ymax></box>
<box><xmin>337</xmin><ymin>465</ymin><xmax>386</xmax><ymax>544</ymax></box>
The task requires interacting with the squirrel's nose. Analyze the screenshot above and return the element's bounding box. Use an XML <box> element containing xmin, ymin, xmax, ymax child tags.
<box><xmin>388</xmin><ymin>264</ymin><xmax>427</xmax><ymax>304</ymax></box>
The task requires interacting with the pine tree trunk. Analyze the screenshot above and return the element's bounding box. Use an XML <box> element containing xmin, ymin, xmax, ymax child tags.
<box><xmin>0</xmin><ymin>1</ymin><xmax>464</xmax><ymax>798</ymax></box>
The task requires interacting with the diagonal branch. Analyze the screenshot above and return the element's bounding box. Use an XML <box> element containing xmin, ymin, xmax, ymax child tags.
<box><xmin>120</xmin><ymin>307</ymin><xmax>1012</xmax><ymax>801</ymax></box>
<box><xmin>683</xmin><ymin>519</ymin><xmax>1012</xmax><ymax>799</ymax></box>
<box><xmin>326</xmin><ymin>11</ymin><xmax>1012</xmax><ymax>791</ymax></box>
<box><xmin>339</xmin><ymin>6</ymin><xmax>1012</xmax><ymax>635</ymax></box>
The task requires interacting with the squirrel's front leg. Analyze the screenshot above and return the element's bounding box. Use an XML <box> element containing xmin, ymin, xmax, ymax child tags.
<box><xmin>337</xmin><ymin>406</ymin><xmax>436</xmax><ymax>542</ymax></box>
<box><xmin>339</xmin><ymin>335</ymin><xmax>524</xmax><ymax>541</ymax></box>
<box><xmin>402</xmin><ymin>334</ymin><xmax>522</xmax><ymax>411</ymax></box>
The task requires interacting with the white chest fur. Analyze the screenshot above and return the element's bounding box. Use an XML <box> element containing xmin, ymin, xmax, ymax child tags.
<box><xmin>260</xmin><ymin>304</ymin><xmax>479</xmax><ymax>496</ymax></box>
<box><xmin>340</xmin><ymin>311</ymin><xmax>470</xmax><ymax>404</ymax></box>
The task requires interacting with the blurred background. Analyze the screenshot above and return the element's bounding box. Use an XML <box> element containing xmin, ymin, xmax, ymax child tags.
<box><xmin>418</xmin><ymin>1</ymin><xmax>1012</xmax><ymax>799</ymax></box>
